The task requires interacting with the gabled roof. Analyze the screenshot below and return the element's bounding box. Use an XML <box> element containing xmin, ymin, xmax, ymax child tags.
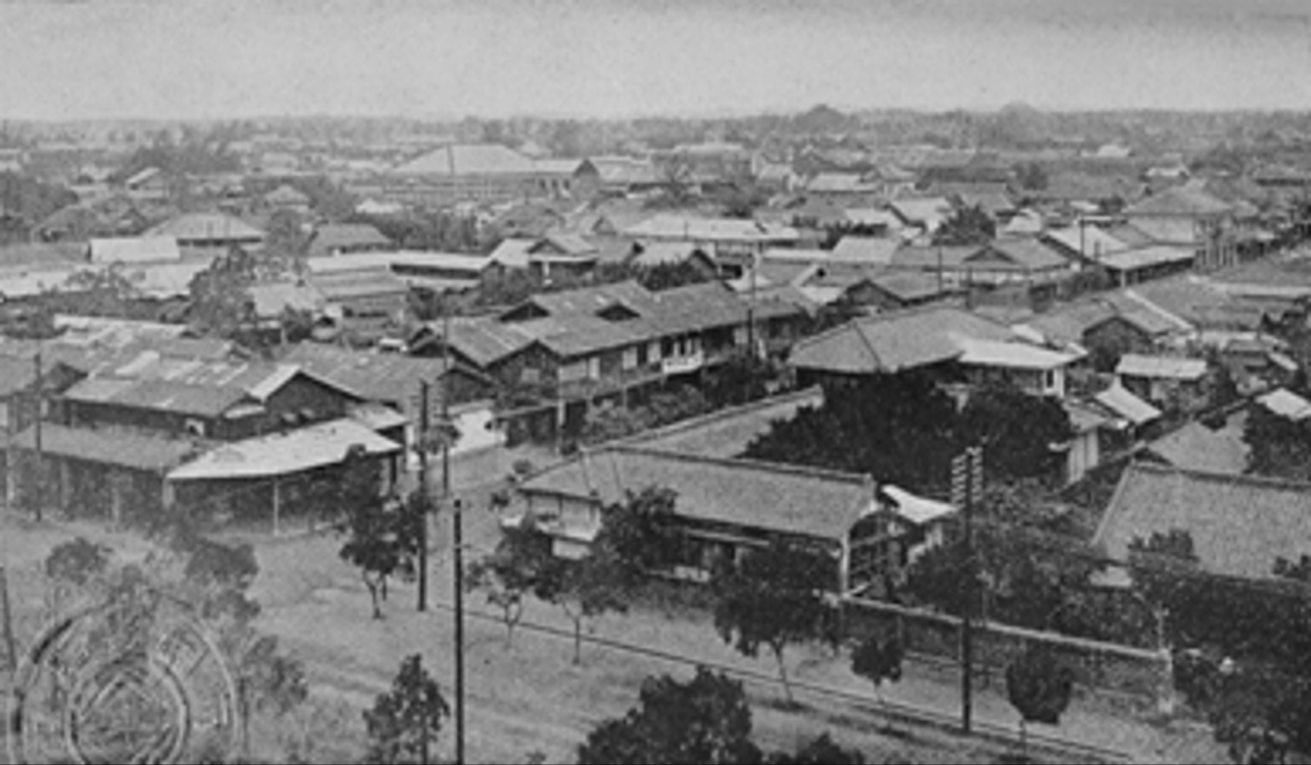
<box><xmin>889</xmin><ymin>244</ymin><xmax>985</xmax><ymax>271</ymax></box>
<box><xmin>146</xmin><ymin>213</ymin><xmax>264</xmax><ymax>243</ymax></box>
<box><xmin>62</xmin><ymin>376</ymin><xmax>252</xmax><ymax>417</ymax></box>
<box><xmin>1116</xmin><ymin>353</ymin><xmax>1208</xmax><ymax>380</ymax></box>
<box><xmin>888</xmin><ymin>197</ymin><xmax>952</xmax><ymax>227</ymax></box>
<box><xmin>518</xmin><ymin>444</ymin><xmax>876</xmax><ymax>542</ymax></box>
<box><xmin>974</xmin><ymin>238</ymin><xmax>1070</xmax><ymax>271</ymax></box>
<box><xmin>628</xmin><ymin>242</ymin><xmax>712</xmax><ymax>269</ymax></box>
<box><xmin>1093</xmin><ymin>461</ymin><xmax>1311</xmax><ymax>581</ymax></box>
<box><xmin>1145</xmin><ymin>421</ymin><xmax>1249</xmax><ymax>476</ymax></box>
<box><xmin>955</xmin><ymin>337</ymin><xmax>1076</xmax><ymax>371</ymax></box>
<box><xmin>830</xmin><ymin>236</ymin><xmax>899</xmax><ymax>266</ymax></box>
<box><xmin>1041</xmin><ymin>226</ymin><xmax>1131</xmax><ymax>259</ymax></box>
<box><xmin>487</xmin><ymin>238</ymin><xmax>538</xmax><ymax>269</ymax></box>
<box><xmin>1094</xmin><ymin>384</ymin><xmax>1162</xmax><ymax>425</ymax></box>
<box><xmin>1257</xmin><ymin>388</ymin><xmax>1311</xmax><ymax>421</ymax></box>
<box><xmin>789</xmin><ymin>304</ymin><xmax>1014</xmax><ymax>374</ymax></box>
<box><xmin>531</xmin><ymin>233</ymin><xmax>598</xmax><ymax>258</ymax></box>
<box><xmin>865</xmin><ymin>270</ymin><xmax>957</xmax><ymax>302</ymax></box>
<box><xmin>281</xmin><ymin>343</ymin><xmax>456</xmax><ymax>405</ymax></box>
<box><xmin>393</xmin><ymin>143</ymin><xmax>537</xmax><ymax>176</ymax></box>
<box><xmin>1124</xmin><ymin>184</ymin><xmax>1233</xmax><ymax>217</ymax></box>
<box><xmin>307</xmin><ymin>223</ymin><xmax>391</xmax><ymax>257</ymax></box>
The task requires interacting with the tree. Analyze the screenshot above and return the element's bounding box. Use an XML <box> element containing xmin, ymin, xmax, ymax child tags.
<box><xmin>765</xmin><ymin>734</ymin><xmax>866</xmax><ymax>765</ymax></box>
<box><xmin>1243</xmin><ymin>404</ymin><xmax>1311</xmax><ymax>482</ymax></box>
<box><xmin>932</xmin><ymin>205</ymin><xmax>996</xmax><ymax>246</ymax></box>
<box><xmin>466</xmin><ymin>524</ymin><xmax>554</xmax><ymax>648</ymax></box>
<box><xmin>637</xmin><ymin>260</ymin><xmax>714</xmax><ymax>292</ymax></box>
<box><xmin>533</xmin><ymin>545</ymin><xmax>630</xmax><ymax>665</ymax></box>
<box><xmin>850</xmin><ymin>633</ymin><xmax>904</xmax><ymax>723</ymax></box>
<box><xmin>959</xmin><ymin>383</ymin><xmax>1072</xmax><ymax>483</ymax></box>
<box><xmin>1005</xmin><ymin>648</ymin><xmax>1075</xmax><ymax>758</ymax></box>
<box><xmin>581</xmin><ymin>405</ymin><xmax>653</xmax><ymax>446</ymax></box>
<box><xmin>338</xmin><ymin>485</ymin><xmax>422</xmax><ymax>619</ymax></box>
<box><xmin>577</xmin><ymin>667</ymin><xmax>763</xmax><ymax>765</ymax></box>
<box><xmin>712</xmin><ymin>540</ymin><xmax>836</xmax><ymax>704</ymax></box>
<box><xmin>703</xmin><ymin>352</ymin><xmax>774</xmax><ymax>408</ymax></box>
<box><xmin>364</xmin><ymin>654</ymin><xmax>451</xmax><ymax>765</ymax></box>
<box><xmin>744</xmin><ymin>373</ymin><xmax>961</xmax><ymax>495</ymax></box>
<box><xmin>593</xmin><ymin>487</ymin><xmax>682</xmax><ymax>585</ymax></box>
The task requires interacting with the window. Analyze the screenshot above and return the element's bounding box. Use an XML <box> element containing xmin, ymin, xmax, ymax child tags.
<box><xmin>1044</xmin><ymin>369</ymin><xmax>1057</xmax><ymax>390</ymax></box>
<box><xmin>558</xmin><ymin>361</ymin><xmax>588</xmax><ymax>382</ymax></box>
<box><xmin>0</xmin><ymin>403</ymin><xmax>8</xmax><ymax>430</ymax></box>
<box><xmin>637</xmin><ymin>344</ymin><xmax>649</xmax><ymax>366</ymax></box>
<box><xmin>587</xmin><ymin>357</ymin><xmax>601</xmax><ymax>380</ymax></box>
<box><xmin>184</xmin><ymin>418</ymin><xmax>207</xmax><ymax>437</ymax></box>
<box><xmin>622</xmin><ymin>348</ymin><xmax>638</xmax><ymax>370</ymax></box>
<box><xmin>649</xmin><ymin>341</ymin><xmax>662</xmax><ymax>362</ymax></box>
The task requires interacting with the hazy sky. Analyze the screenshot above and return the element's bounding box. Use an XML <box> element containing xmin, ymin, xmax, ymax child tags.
<box><xmin>2</xmin><ymin>0</ymin><xmax>1310</xmax><ymax>120</ymax></box>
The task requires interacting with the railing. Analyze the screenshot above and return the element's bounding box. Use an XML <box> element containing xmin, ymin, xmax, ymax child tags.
<box><xmin>661</xmin><ymin>351</ymin><xmax>705</xmax><ymax>376</ymax></box>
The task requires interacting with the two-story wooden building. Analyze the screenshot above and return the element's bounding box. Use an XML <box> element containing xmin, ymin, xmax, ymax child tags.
<box><xmin>412</xmin><ymin>280</ymin><xmax>807</xmax><ymax>445</ymax></box>
<box><xmin>8</xmin><ymin>349</ymin><xmax>402</xmax><ymax>532</ymax></box>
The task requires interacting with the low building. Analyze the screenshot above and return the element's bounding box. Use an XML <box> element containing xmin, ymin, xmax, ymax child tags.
<box><xmin>505</xmin><ymin>443</ymin><xmax>953</xmax><ymax>590</ymax></box>
<box><xmin>306</xmin><ymin>223</ymin><xmax>393</xmax><ymax>258</ymax></box>
<box><xmin>145</xmin><ymin>212</ymin><xmax>265</xmax><ymax>250</ymax></box>
<box><xmin>1093</xmin><ymin>461</ymin><xmax>1311</xmax><ymax>584</ymax></box>
<box><xmin>1115</xmin><ymin>353</ymin><xmax>1211</xmax><ymax>411</ymax></box>
<box><xmin>789</xmin><ymin>304</ymin><xmax>1077</xmax><ymax>397</ymax></box>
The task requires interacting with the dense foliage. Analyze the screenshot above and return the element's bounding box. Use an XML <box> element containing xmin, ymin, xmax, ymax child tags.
<box><xmin>712</xmin><ymin>540</ymin><xmax>838</xmax><ymax>703</ymax></box>
<box><xmin>364</xmin><ymin>654</ymin><xmax>451</xmax><ymax>765</ymax></box>
<box><xmin>744</xmin><ymin>376</ymin><xmax>1072</xmax><ymax>494</ymax></box>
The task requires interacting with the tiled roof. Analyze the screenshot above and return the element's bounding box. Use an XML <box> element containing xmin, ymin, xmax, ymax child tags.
<box><xmin>978</xmin><ymin>238</ymin><xmax>1070</xmax><ymax>271</ymax></box>
<box><xmin>1145</xmin><ymin>421</ymin><xmax>1249</xmax><ymax>476</ymax></box>
<box><xmin>866</xmin><ymin>270</ymin><xmax>956</xmax><ymax>302</ymax></box>
<box><xmin>487</xmin><ymin>238</ymin><xmax>538</xmax><ymax>269</ymax></box>
<box><xmin>146</xmin><ymin>213</ymin><xmax>264</xmax><ymax>243</ymax></box>
<box><xmin>889</xmin><ymin>244</ymin><xmax>985</xmax><ymax>271</ymax></box>
<box><xmin>621</xmin><ymin>387</ymin><xmax>825</xmax><ymax>458</ymax></box>
<box><xmin>518</xmin><ymin>445</ymin><xmax>876</xmax><ymax>542</ymax></box>
<box><xmin>1041</xmin><ymin>226</ymin><xmax>1131</xmax><ymax>259</ymax></box>
<box><xmin>1094</xmin><ymin>461</ymin><xmax>1311</xmax><ymax>581</ymax></box>
<box><xmin>790</xmin><ymin>305</ymin><xmax>1013</xmax><ymax>374</ymax></box>
<box><xmin>889</xmin><ymin>197</ymin><xmax>952</xmax><ymax>226</ymax></box>
<box><xmin>830</xmin><ymin>236</ymin><xmax>899</xmax><ymax>266</ymax></box>
<box><xmin>307</xmin><ymin>223</ymin><xmax>391</xmax><ymax>257</ymax></box>
<box><xmin>1124</xmin><ymin>185</ymin><xmax>1233</xmax><ymax>217</ymax></box>
<box><xmin>168</xmin><ymin>418</ymin><xmax>401</xmax><ymax>481</ymax></box>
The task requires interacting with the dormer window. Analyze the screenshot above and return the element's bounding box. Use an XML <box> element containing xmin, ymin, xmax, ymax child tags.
<box><xmin>596</xmin><ymin>302</ymin><xmax>640</xmax><ymax>322</ymax></box>
<box><xmin>184</xmin><ymin>418</ymin><xmax>207</xmax><ymax>437</ymax></box>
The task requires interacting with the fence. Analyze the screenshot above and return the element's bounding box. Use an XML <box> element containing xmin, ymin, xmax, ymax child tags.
<box><xmin>842</xmin><ymin>596</ymin><xmax>1174</xmax><ymax>718</ymax></box>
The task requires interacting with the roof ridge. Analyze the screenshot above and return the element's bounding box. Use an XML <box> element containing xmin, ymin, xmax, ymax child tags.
<box><xmin>605</xmin><ymin>443</ymin><xmax>874</xmax><ymax>486</ymax></box>
<box><xmin>1126</xmin><ymin>459</ymin><xmax>1311</xmax><ymax>492</ymax></box>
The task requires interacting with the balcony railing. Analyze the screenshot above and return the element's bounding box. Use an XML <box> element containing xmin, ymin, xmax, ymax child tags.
<box><xmin>661</xmin><ymin>351</ymin><xmax>705</xmax><ymax>376</ymax></box>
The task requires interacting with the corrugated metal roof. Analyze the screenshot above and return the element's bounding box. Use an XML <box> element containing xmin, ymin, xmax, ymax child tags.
<box><xmin>1116</xmin><ymin>353</ymin><xmax>1208</xmax><ymax>380</ymax></box>
<box><xmin>10</xmin><ymin>423</ymin><xmax>196</xmax><ymax>471</ymax></box>
<box><xmin>168</xmin><ymin>418</ymin><xmax>400</xmax><ymax>480</ymax></box>
<box><xmin>1093</xmin><ymin>384</ymin><xmax>1161</xmax><ymax>425</ymax></box>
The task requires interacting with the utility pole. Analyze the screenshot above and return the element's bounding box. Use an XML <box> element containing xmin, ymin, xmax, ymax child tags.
<box><xmin>33</xmin><ymin>345</ymin><xmax>43</xmax><ymax>523</ymax></box>
<box><xmin>417</xmin><ymin>379</ymin><xmax>430</xmax><ymax>613</ymax></box>
<box><xmin>951</xmin><ymin>445</ymin><xmax>983</xmax><ymax>734</ymax></box>
<box><xmin>1</xmin><ymin>564</ymin><xmax>17</xmax><ymax>673</ymax></box>
<box><xmin>453</xmin><ymin>497</ymin><xmax>465</xmax><ymax>765</ymax></box>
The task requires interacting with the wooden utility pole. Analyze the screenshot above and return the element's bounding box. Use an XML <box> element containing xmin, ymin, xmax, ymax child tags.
<box><xmin>951</xmin><ymin>445</ymin><xmax>984</xmax><ymax>734</ymax></box>
<box><xmin>417</xmin><ymin>379</ymin><xmax>431</xmax><ymax>613</ymax></box>
<box><xmin>33</xmin><ymin>346</ymin><xmax>44</xmax><ymax>523</ymax></box>
<box><xmin>453</xmin><ymin>497</ymin><xmax>465</xmax><ymax>764</ymax></box>
<box><xmin>1</xmin><ymin>564</ymin><xmax>17</xmax><ymax>673</ymax></box>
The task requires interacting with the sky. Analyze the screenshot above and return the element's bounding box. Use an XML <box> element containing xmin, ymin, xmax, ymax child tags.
<box><xmin>2</xmin><ymin>0</ymin><xmax>1310</xmax><ymax>121</ymax></box>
